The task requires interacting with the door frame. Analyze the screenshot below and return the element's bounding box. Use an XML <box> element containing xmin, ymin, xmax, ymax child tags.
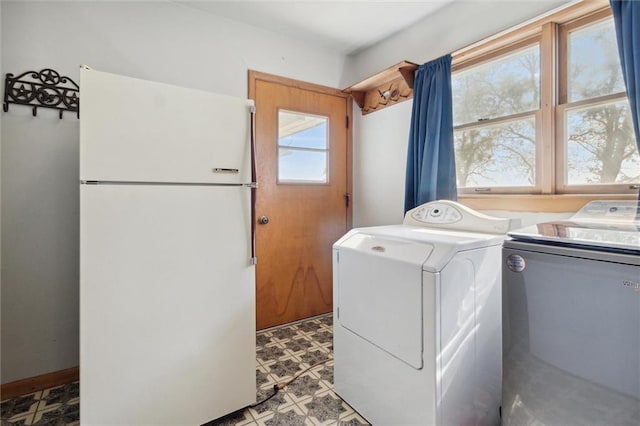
<box><xmin>248</xmin><ymin>70</ymin><xmax>353</xmax><ymax>229</ymax></box>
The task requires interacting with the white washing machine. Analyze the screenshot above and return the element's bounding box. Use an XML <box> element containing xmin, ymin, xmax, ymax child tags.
<box><xmin>332</xmin><ymin>200</ymin><xmax>517</xmax><ymax>425</ymax></box>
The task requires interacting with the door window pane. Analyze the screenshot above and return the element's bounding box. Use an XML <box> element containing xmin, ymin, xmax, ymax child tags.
<box><xmin>566</xmin><ymin>100</ymin><xmax>640</xmax><ymax>185</ymax></box>
<box><xmin>278</xmin><ymin>110</ymin><xmax>328</xmax><ymax>183</ymax></box>
<box><xmin>454</xmin><ymin>117</ymin><xmax>536</xmax><ymax>188</ymax></box>
<box><xmin>452</xmin><ymin>44</ymin><xmax>540</xmax><ymax>126</ymax></box>
<box><xmin>568</xmin><ymin>18</ymin><xmax>626</xmax><ymax>103</ymax></box>
<box><xmin>278</xmin><ymin>149</ymin><xmax>327</xmax><ymax>182</ymax></box>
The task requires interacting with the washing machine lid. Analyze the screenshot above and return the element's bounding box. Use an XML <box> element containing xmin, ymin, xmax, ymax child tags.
<box><xmin>509</xmin><ymin>201</ymin><xmax>640</xmax><ymax>253</ymax></box>
<box><xmin>336</xmin><ymin>225</ymin><xmax>505</xmax><ymax>272</ymax></box>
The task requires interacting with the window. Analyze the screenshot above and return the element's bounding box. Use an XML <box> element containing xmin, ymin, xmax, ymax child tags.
<box><xmin>277</xmin><ymin>110</ymin><xmax>329</xmax><ymax>184</ymax></box>
<box><xmin>558</xmin><ymin>15</ymin><xmax>639</xmax><ymax>192</ymax></box>
<box><xmin>452</xmin><ymin>6</ymin><xmax>640</xmax><ymax>196</ymax></box>
<box><xmin>453</xmin><ymin>42</ymin><xmax>541</xmax><ymax>192</ymax></box>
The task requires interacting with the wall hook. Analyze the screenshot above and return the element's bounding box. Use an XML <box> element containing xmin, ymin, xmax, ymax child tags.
<box><xmin>3</xmin><ymin>69</ymin><xmax>79</xmax><ymax>119</ymax></box>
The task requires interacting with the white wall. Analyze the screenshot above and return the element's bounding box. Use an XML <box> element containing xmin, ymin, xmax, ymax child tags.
<box><xmin>347</xmin><ymin>0</ymin><xmax>573</xmax><ymax>226</ymax></box>
<box><xmin>0</xmin><ymin>0</ymin><xmax>345</xmax><ymax>384</ymax></box>
<box><xmin>343</xmin><ymin>0</ymin><xmax>572</xmax><ymax>87</ymax></box>
<box><xmin>481</xmin><ymin>210</ymin><xmax>573</xmax><ymax>228</ymax></box>
<box><xmin>353</xmin><ymin>101</ymin><xmax>412</xmax><ymax>227</ymax></box>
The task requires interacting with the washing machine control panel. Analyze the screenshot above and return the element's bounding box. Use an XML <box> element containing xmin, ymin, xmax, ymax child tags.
<box><xmin>403</xmin><ymin>200</ymin><xmax>516</xmax><ymax>234</ymax></box>
<box><xmin>410</xmin><ymin>203</ymin><xmax>462</xmax><ymax>224</ymax></box>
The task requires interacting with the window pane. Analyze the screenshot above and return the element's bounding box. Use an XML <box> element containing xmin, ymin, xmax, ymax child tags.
<box><xmin>568</xmin><ymin>18</ymin><xmax>626</xmax><ymax>102</ymax></box>
<box><xmin>277</xmin><ymin>110</ymin><xmax>329</xmax><ymax>183</ymax></box>
<box><xmin>566</xmin><ymin>100</ymin><xmax>640</xmax><ymax>185</ymax></box>
<box><xmin>278</xmin><ymin>111</ymin><xmax>327</xmax><ymax>149</ymax></box>
<box><xmin>455</xmin><ymin>117</ymin><xmax>536</xmax><ymax>187</ymax></box>
<box><xmin>452</xmin><ymin>45</ymin><xmax>540</xmax><ymax>126</ymax></box>
<box><xmin>278</xmin><ymin>149</ymin><xmax>327</xmax><ymax>183</ymax></box>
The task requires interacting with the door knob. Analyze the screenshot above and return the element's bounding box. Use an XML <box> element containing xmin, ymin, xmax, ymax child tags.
<box><xmin>258</xmin><ymin>216</ymin><xmax>269</xmax><ymax>225</ymax></box>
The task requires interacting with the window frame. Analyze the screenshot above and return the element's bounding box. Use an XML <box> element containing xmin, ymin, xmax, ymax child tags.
<box><xmin>451</xmin><ymin>1</ymin><xmax>639</xmax><ymax>204</ymax></box>
<box><xmin>452</xmin><ymin>36</ymin><xmax>544</xmax><ymax>195</ymax></box>
<box><xmin>276</xmin><ymin>108</ymin><xmax>331</xmax><ymax>185</ymax></box>
<box><xmin>556</xmin><ymin>10</ymin><xmax>636</xmax><ymax>194</ymax></box>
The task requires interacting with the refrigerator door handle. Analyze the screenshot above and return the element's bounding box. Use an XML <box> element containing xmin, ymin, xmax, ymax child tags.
<box><xmin>250</xmin><ymin>104</ymin><xmax>258</xmax><ymax>265</ymax></box>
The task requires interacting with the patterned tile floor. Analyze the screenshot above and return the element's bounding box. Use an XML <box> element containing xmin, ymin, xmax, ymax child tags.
<box><xmin>209</xmin><ymin>313</ymin><xmax>368</xmax><ymax>426</ymax></box>
<box><xmin>1</xmin><ymin>313</ymin><xmax>369</xmax><ymax>426</ymax></box>
<box><xmin>1</xmin><ymin>382</ymin><xmax>79</xmax><ymax>425</ymax></box>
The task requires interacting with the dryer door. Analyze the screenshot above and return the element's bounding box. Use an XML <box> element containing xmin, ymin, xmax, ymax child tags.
<box><xmin>335</xmin><ymin>233</ymin><xmax>433</xmax><ymax>369</ymax></box>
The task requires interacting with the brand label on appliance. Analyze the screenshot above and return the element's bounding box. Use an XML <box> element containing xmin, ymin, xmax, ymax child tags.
<box><xmin>623</xmin><ymin>279</ymin><xmax>640</xmax><ymax>292</ymax></box>
<box><xmin>506</xmin><ymin>254</ymin><xmax>526</xmax><ymax>272</ymax></box>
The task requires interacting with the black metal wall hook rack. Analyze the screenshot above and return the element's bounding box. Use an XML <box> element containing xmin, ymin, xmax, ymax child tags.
<box><xmin>3</xmin><ymin>69</ymin><xmax>79</xmax><ymax>119</ymax></box>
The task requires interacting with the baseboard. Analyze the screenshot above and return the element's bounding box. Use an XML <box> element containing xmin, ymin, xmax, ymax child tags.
<box><xmin>1</xmin><ymin>366</ymin><xmax>79</xmax><ymax>400</ymax></box>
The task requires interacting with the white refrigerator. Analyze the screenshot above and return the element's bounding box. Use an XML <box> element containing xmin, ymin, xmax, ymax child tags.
<box><xmin>79</xmin><ymin>68</ymin><xmax>256</xmax><ymax>425</ymax></box>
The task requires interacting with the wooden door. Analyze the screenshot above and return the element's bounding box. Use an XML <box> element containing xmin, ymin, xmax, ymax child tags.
<box><xmin>250</xmin><ymin>72</ymin><xmax>351</xmax><ymax>330</ymax></box>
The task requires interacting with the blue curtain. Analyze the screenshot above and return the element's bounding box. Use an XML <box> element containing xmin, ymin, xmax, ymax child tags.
<box><xmin>610</xmin><ymin>0</ymin><xmax>640</xmax><ymax>153</ymax></box>
<box><xmin>404</xmin><ymin>55</ymin><xmax>457</xmax><ymax>213</ymax></box>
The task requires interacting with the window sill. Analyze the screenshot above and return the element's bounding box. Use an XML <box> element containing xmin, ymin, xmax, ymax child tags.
<box><xmin>459</xmin><ymin>193</ymin><xmax>637</xmax><ymax>213</ymax></box>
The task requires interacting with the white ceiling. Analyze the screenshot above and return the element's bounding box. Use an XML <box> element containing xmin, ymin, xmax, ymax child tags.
<box><xmin>174</xmin><ymin>1</ymin><xmax>457</xmax><ymax>55</ymax></box>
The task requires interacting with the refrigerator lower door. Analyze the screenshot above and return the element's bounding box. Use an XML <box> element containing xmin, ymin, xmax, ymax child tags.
<box><xmin>80</xmin><ymin>184</ymin><xmax>255</xmax><ymax>425</ymax></box>
<box><xmin>502</xmin><ymin>245</ymin><xmax>639</xmax><ymax>426</ymax></box>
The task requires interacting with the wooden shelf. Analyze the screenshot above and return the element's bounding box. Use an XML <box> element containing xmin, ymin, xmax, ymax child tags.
<box><xmin>343</xmin><ymin>60</ymin><xmax>418</xmax><ymax>115</ymax></box>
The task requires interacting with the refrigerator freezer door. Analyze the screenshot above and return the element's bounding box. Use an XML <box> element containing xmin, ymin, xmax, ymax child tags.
<box><xmin>80</xmin><ymin>68</ymin><xmax>253</xmax><ymax>184</ymax></box>
<box><xmin>80</xmin><ymin>184</ymin><xmax>256</xmax><ymax>425</ymax></box>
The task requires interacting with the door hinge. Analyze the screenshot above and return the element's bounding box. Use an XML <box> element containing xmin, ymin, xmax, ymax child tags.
<box><xmin>344</xmin><ymin>192</ymin><xmax>351</xmax><ymax>208</ymax></box>
<box><xmin>346</xmin><ymin>115</ymin><xmax>349</xmax><ymax>129</ymax></box>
